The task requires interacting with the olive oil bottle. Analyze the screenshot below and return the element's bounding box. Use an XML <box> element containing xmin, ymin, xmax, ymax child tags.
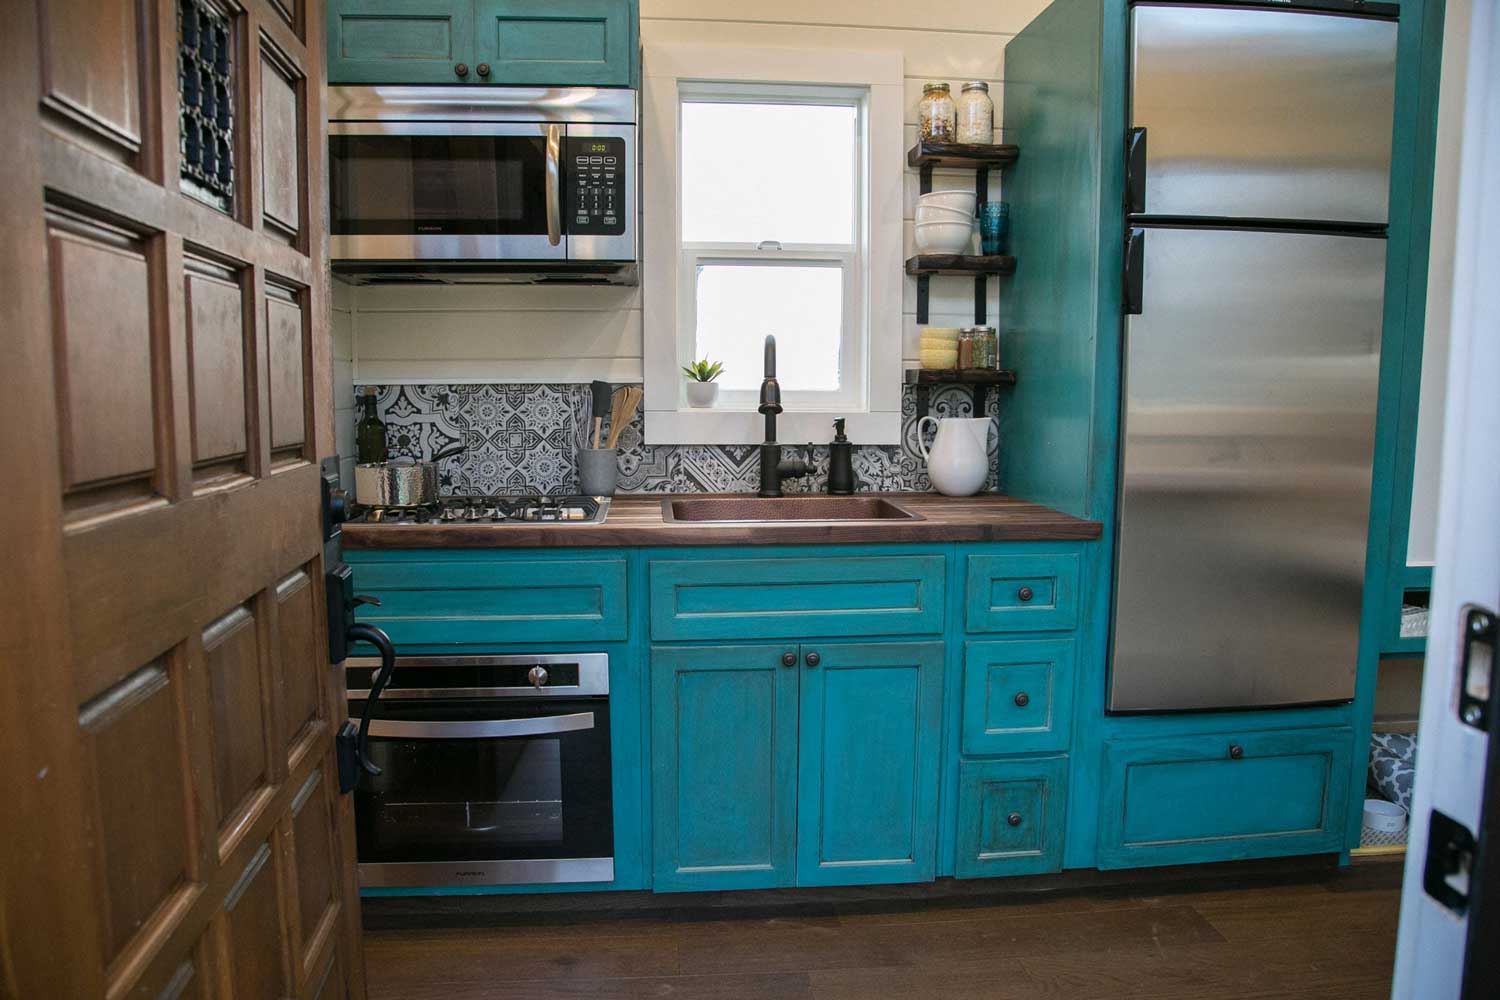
<box><xmin>355</xmin><ymin>386</ymin><xmax>388</xmax><ymax>463</ymax></box>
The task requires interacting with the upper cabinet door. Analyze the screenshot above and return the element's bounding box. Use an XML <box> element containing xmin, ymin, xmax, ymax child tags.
<box><xmin>475</xmin><ymin>0</ymin><xmax>638</xmax><ymax>86</ymax></box>
<box><xmin>796</xmin><ymin>642</ymin><xmax>944</xmax><ymax>887</ymax></box>
<box><xmin>1130</xmin><ymin>5</ymin><xmax>1397</xmax><ymax>223</ymax></box>
<box><xmin>328</xmin><ymin>0</ymin><xmax>476</xmax><ymax>84</ymax></box>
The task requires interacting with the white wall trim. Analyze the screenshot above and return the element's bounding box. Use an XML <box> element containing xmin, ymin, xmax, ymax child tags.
<box><xmin>641</xmin><ymin>42</ymin><xmax>906</xmax><ymax>445</ymax></box>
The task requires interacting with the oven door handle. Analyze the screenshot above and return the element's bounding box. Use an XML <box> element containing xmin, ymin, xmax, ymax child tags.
<box><xmin>544</xmin><ymin>123</ymin><xmax>562</xmax><ymax>247</ymax></box>
<box><xmin>358</xmin><ymin>712</ymin><xmax>595</xmax><ymax>740</ymax></box>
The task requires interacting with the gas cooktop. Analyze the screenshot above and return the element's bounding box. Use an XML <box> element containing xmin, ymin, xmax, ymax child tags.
<box><xmin>350</xmin><ymin>495</ymin><xmax>609</xmax><ymax>525</ymax></box>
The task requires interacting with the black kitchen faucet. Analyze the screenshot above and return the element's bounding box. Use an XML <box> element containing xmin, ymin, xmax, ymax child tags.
<box><xmin>757</xmin><ymin>335</ymin><xmax>813</xmax><ymax>497</ymax></box>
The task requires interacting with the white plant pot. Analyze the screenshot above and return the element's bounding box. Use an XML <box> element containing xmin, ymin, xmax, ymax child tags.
<box><xmin>686</xmin><ymin>380</ymin><xmax>720</xmax><ymax>407</ymax></box>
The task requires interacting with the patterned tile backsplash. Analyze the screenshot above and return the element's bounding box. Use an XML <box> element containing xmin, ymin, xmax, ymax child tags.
<box><xmin>359</xmin><ymin>382</ymin><xmax>999</xmax><ymax>495</ymax></box>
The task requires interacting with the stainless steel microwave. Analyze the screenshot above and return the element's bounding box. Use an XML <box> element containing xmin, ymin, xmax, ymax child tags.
<box><xmin>328</xmin><ymin>86</ymin><xmax>637</xmax><ymax>284</ymax></box>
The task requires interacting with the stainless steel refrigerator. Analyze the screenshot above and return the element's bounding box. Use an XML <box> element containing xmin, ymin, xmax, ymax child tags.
<box><xmin>1109</xmin><ymin>2</ymin><xmax>1399</xmax><ymax>712</ymax></box>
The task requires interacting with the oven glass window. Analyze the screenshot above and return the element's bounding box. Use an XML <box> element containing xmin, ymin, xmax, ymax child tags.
<box><xmin>330</xmin><ymin>134</ymin><xmax>549</xmax><ymax>236</ymax></box>
<box><xmin>353</xmin><ymin>697</ymin><xmax>612</xmax><ymax>864</ymax></box>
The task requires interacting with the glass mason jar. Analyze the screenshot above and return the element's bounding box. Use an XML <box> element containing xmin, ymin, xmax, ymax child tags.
<box><xmin>918</xmin><ymin>83</ymin><xmax>957</xmax><ymax>142</ymax></box>
<box><xmin>957</xmin><ymin>81</ymin><xmax>994</xmax><ymax>144</ymax></box>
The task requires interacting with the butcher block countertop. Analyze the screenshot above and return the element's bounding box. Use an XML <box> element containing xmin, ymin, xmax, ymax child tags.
<box><xmin>340</xmin><ymin>493</ymin><xmax>1103</xmax><ymax>549</ymax></box>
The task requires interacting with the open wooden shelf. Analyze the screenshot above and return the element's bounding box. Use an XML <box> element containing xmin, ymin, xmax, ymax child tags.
<box><xmin>907</xmin><ymin>141</ymin><xmax>1020</xmax><ymax>170</ymax></box>
<box><xmin>906</xmin><ymin>254</ymin><xmax>1017</xmax><ymax>276</ymax></box>
<box><xmin>905</xmin><ymin>367</ymin><xmax>1017</xmax><ymax>386</ymax></box>
<box><xmin>905</xmin><ymin>367</ymin><xmax>1017</xmax><ymax>418</ymax></box>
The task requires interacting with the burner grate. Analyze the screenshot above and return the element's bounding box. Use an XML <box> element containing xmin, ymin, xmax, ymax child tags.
<box><xmin>353</xmin><ymin>496</ymin><xmax>607</xmax><ymax>525</ymax></box>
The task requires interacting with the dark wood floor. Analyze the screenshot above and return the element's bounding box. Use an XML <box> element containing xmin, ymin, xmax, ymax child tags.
<box><xmin>362</xmin><ymin>860</ymin><xmax>1402</xmax><ymax>1000</ymax></box>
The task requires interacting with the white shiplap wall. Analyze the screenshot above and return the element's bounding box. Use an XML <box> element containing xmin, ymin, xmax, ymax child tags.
<box><xmin>347</xmin><ymin>0</ymin><xmax>1050</xmax><ymax>385</ymax></box>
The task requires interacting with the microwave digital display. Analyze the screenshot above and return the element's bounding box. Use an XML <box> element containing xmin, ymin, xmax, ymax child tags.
<box><xmin>564</xmin><ymin>136</ymin><xmax>627</xmax><ymax>237</ymax></box>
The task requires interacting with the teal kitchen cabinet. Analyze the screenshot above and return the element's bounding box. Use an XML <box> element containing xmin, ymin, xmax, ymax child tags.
<box><xmin>1097</xmin><ymin>727</ymin><xmax>1353</xmax><ymax>869</ymax></box>
<box><xmin>965</xmin><ymin>551</ymin><xmax>1081</xmax><ymax>633</ymax></box>
<box><xmin>796</xmin><ymin>642</ymin><xmax>944</xmax><ymax>886</ymax></box>
<box><xmin>345</xmin><ymin>550</ymin><xmax>627</xmax><ymax>646</ymax></box>
<box><xmin>955</xmin><ymin>756</ymin><xmax>1068</xmax><ymax>878</ymax></box>
<box><xmin>651</xmin><ymin>641</ymin><xmax>944</xmax><ymax>891</ymax></box>
<box><xmin>961</xmin><ymin>638</ymin><xmax>1076</xmax><ymax>755</ymax></box>
<box><xmin>648</xmin><ymin>553</ymin><xmax>946</xmax><ymax>642</ymax></box>
<box><xmin>328</xmin><ymin>1</ymin><xmax>476</xmax><ymax>84</ymax></box>
<box><xmin>475</xmin><ymin>0</ymin><xmax>638</xmax><ymax>87</ymax></box>
<box><xmin>329</xmin><ymin>0</ymin><xmax>638</xmax><ymax>86</ymax></box>
<box><xmin>650</xmin><ymin>644</ymin><xmax>801</xmax><ymax>892</ymax></box>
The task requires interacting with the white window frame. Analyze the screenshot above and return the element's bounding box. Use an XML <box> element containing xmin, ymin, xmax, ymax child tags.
<box><xmin>642</xmin><ymin>44</ymin><xmax>905</xmax><ymax>445</ymax></box>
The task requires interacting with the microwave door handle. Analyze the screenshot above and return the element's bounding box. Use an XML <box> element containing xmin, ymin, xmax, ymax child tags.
<box><xmin>545</xmin><ymin>124</ymin><xmax>562</xmax><ymax>247</ymax></box>
<box><xmin>359</xmin><ymin>711</ymin><xmax>595</xmax><ymax>740</ymax></box>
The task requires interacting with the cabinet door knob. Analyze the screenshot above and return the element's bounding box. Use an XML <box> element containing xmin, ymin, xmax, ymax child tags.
<box><xmin>804</xmin><ymin>651</ymin><xmax>821</xmax><ymax>668</ymax></box>
<box><xmin>1017</xmin><ymin>586</ymin><xmax>1034</xmax><ymax>602</ymax></box>
<box><xmin>476</xmin><ymin>62</ymin><xmax>491</xmax><ymax>77</ymax></box>
<box><xmin>454</xmin><ymin>62</ymin><xmax>469</xmax><ymax>77</ymax></box>
<box><xmin>1013</xmin><ymin>691</ymin><xmax>1030</xmax><ymax>708</ymax></box>
<box><xmin>781</xmin><ymin>651</ymin><xmax>797</xmax><ymax>668</ymax></box>
<box><xmin>1229</xmin><ymin>744</ymin><xmax>1244</xmax><ymax>760</ymax></box>
<box><xmin>1007</xmin><ymin>812</ymin><xmax>1023</xmax><ymax>827</ymax></box>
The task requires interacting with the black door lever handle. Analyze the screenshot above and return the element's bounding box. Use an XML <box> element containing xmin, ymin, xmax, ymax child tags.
<box><xmin>348</xmin><ymin>623</ymin><xmax>396</xmax><ymax>779</ymax></box>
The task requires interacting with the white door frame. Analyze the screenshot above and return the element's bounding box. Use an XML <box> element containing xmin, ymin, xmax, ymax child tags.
<box><xmin>1392</xmin><ymin>0</ymin><xmax>1500</xmax><ymax>995</ymax></box>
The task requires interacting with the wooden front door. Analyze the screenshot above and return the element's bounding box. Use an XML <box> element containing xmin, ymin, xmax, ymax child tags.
<box><xmin>0</xmin><ymin>2</ymin><xmax>364</xmax><ymax>999</ymax></box>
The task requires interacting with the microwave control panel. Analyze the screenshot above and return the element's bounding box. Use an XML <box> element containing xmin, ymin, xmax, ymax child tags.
<box><xmin>565</xmin><ymin>137</ymin><xmax>627</xmax><ymax>236</ymax></box>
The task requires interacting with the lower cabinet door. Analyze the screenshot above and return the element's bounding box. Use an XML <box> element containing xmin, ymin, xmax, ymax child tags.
<box><xmin>955</xmin><ymin>756</ymin><xmax>1068</xmax><ymax>878</ymax></box>
<box><xmin>1097</xmin><ymin>727</ymin><xmax>1353</xmax><ymax>869</ymax></box>
<box><xmin>796</xmin><ymin>642</ymin><xmax>944</xmax><ymax>886</ymax></box>
<box><xmin>650</xmin><ymin>645</ymin><xmax>799</xmax><ymax>892</ymax></box>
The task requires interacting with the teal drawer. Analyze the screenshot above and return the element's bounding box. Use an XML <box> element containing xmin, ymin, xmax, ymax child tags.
<box><xmin>328</xmin><ymin>1</ymin><xmax>475</xmax><ymax>84</ymax></box>
<box><xmin>475</xmin><ymin>0</ymin><xmax>637</xmax><ymax>86</ymax></box>
<box><xmin>649</xmin><ymin>554</ymin><xmax>946</xmax><ymax>642</ymax></box>
<box><xmin>965</xmin><ymin>552</ymin><xmax>1080</xmax><ymax>633</ymax></box>
<box><xmin>955</xmin><ymin>756</ymin><xmax>1068</xmax><ymax>878</ymax></box>
<box><xmin>962</xmin><ymin>639</ymin><xmax>1076</xmax><ymax>755</ymax></box>
<box><xmin>1098</xmin><ymin>727</ymin><xmax>1353</xmax><ymax>870</ymax></box>
<box><xmin>349</xmin><ymin>555</ymin><xmax>627</xmax><ymax>645</ymax></box>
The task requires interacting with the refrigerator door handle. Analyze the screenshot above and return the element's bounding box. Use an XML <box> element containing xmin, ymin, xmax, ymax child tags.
<box><xmin>1126</xmin><ymin>127</ymin><xmax>1148</xmax><ymax>214</ymax></box>
<box><xmin>1124</xmin><ymin>228</ymin><xmax>1146</xmax><ymax>315</ymax></box>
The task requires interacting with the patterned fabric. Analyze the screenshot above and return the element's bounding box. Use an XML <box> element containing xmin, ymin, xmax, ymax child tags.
<box><xmin>356</xmin><ymin>382</ymin><xmax>1001</xmax><ymax>496</ymax></box>
<box><xmin>1368</xmin><ymin>732</ymin><xmax>1417</xmax><ymax>811</ymax></box>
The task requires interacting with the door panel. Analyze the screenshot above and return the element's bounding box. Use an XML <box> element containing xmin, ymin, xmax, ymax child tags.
<box><xmin>475</xmin><ymin>0</ymin><xmax>637</xmax><ymax>87</ymax></box>
<box><xmin>796</xmin><ymin>642</ymin><xmax>943</xmax><ymax>886</ymax></box>
<box><xmin>1131</xmin><ymin>5</ymin><xmax>1397</xmax><ymax>222</ymax></box>
<box><xmin>327</xmin><ymin>0</ymin><xmax>475</xmax><ymax>84</ymax></box>
<box><xmin>650</xmin><ymin>644</ymin><xmax>799</xmax><ymax>891</ymax></box>
<box><xmin>1113</xmin><ymin>226</ymin><xmax>1385</xmax><ymax>711</ymax></box>
<box><xmin>0</xmin><ymin>3</ymin><xmax>363</xmax><ymax>998</ymax></box>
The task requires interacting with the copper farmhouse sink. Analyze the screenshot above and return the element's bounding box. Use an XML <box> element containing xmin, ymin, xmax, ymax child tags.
<box><xmin>661</xmin><ymin>496</ymin><xmax>923</xmax><ymax>523</ymax></box>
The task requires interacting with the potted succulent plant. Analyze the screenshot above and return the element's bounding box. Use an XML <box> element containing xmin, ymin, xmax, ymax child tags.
<box><xmin>682</xmin><ymin>358</ymin><xmax>724</xmax><ymax>407</ymax></box>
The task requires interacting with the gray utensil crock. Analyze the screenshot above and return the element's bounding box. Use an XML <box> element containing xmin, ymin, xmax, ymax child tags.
<box><xmin>578</xmin><ymin>448</ymin><xmax>619</xmax><ymax>497</ymax></box>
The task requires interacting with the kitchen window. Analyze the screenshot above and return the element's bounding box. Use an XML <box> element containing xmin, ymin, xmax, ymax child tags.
<box><xmin>643</xmin><ymin>45</ymin><xmax>904</xmax><ymax>444</ymax></box>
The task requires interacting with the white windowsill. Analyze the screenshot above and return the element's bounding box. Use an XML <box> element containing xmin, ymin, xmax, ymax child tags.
<box><xmin>644</xmin><ymin>408</ymin><xmax>901</xmax><ymax>446</ymax></box>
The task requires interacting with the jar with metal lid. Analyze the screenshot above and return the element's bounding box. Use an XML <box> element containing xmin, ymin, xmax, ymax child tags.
<box><xmin>957</xmin><ymin>81</ymin><xmax>994</xmax><ymax>144</ymax></box>
<box><xmin>972</xmin><ymin>326</ymin><xmax>999</xmax><ymax>369</ymax></box>
<box><xmin>918</xmin><ymin>83</ymin><xmax>957</xmax><ymax>142</ymax></box>
<box><xmin>957</xmin><ymin>327</ymin><xmax>976</xmax><ymax>369</ymax></box>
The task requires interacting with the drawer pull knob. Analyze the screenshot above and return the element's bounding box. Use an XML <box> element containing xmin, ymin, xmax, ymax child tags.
<box><xmin>1229</xmin><ymin>744</ymin><xmax>1244</xmax><ymax>760</ymax></box>
<box><xmin>454</xmin><ymin>62</ymin><xmax>469</xmax><ymax>77</ymax></box>
<box><xmin>1017</xmin><ymin>586</ymin><xmax>1034</xmax><ymax>602</ymax></box>
<box><xmin>805</xmin><ymin>651</ymin><xmax>821</xmax><ymax>668</ymax></box>
<box><xmin>1014</xmin><ymin>691</ymin><xmax>1030</xmax><ymax>708</ymax></box>
<box><xmin>477</xmin><ymin>62</ymin><xmax>491</xmax><ymax>77</ymax></box>
<box><xmin>781</xmin><ymin>651</ymin><xmax>797</xmax><ymax>668</ymax></box>
<box><xmin>1007</xmin><ymin>812</ymin><xmax>1023</xmax><ymax>827</ymax></box>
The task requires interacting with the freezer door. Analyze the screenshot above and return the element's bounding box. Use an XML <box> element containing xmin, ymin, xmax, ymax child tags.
<box><xmin>1130</xmin><ymin>4</ymin><xmax>1397</xmax><ymax>223</ymax></box>
<box><xmin>1110</xmin><ymin>226</ymin><xmax>1385</xmax><ymax>712</ymax></box>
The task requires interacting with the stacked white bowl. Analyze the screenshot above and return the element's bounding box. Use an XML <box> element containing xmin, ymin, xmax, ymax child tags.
<box><xmin>915</xmin><ymin>190</ymin><xmax>977</xmax><ymax>254</ymax></box>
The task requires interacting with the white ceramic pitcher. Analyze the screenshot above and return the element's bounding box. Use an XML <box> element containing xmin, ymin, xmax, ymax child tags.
<box><xmin>917</xmin><ymin>416</ymin><xmax>992</xmax><ymax>496</ymax></box>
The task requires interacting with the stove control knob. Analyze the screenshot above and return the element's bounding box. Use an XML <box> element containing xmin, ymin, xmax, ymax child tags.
<box><xmin>527</xmin><ymin>666</ymin><xmax>549</xmax><ymax>689</ymax></box>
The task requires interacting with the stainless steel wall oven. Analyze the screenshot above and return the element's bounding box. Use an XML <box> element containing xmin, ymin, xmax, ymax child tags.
<box><xmin>347</xmin><ymin>653</ymin><xmax>613</xmax><ymax>887</ymax></box>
